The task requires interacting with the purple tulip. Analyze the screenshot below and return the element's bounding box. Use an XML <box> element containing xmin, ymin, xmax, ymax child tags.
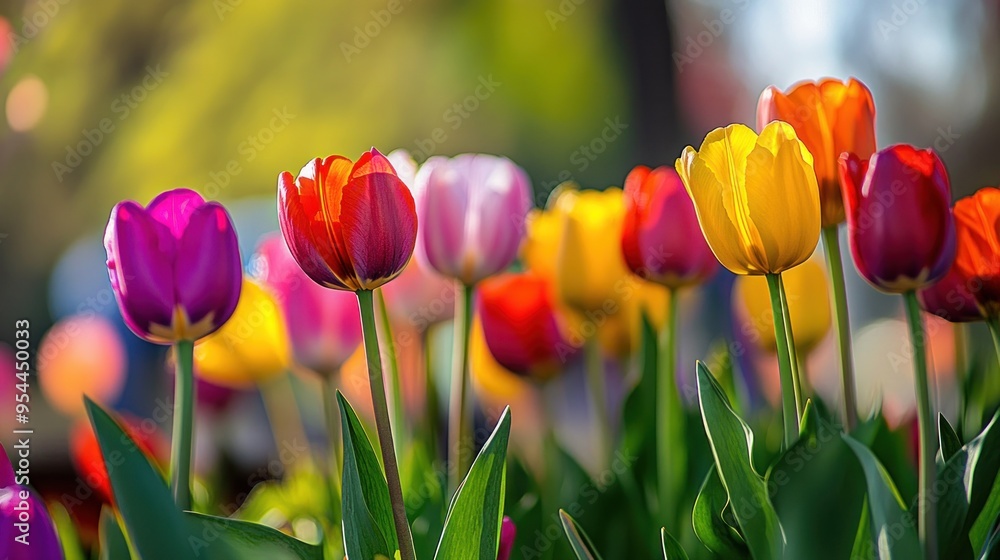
<box><xmin>104</xmin><ymin>189</ymin><xmax>242</xmax><ymax>344</ymax></box>
<box><xmin>497</xmin><ymin>516</ymin><xmax>516</xmax><ymax>560</ymax></box>
<box><xmin>414</xmin><ymin>154</ymin><xmax>532</xmax><ymax>285</ymax></box>
<box><xmin>252</xmin><ymin>233</ymin><xmax>362</xmax><ymax>376</ymax></box>
<box><xmin>1</xmin><ymin>444</ymin><xmax>63</xmax><ymax>560</ymax></box>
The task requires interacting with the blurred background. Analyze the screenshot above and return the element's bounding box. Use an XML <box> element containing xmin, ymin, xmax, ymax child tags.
<box><xmin>2</xmin><ymin>0</ymin><xmax>1000</xmax><ymax>550</ymax></box>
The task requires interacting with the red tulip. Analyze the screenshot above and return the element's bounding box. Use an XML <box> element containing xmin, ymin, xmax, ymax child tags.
<box><xmin>621</xmin><ymin>165</ymin><xmax>717</xmax><ymax>288</ymax></box>
<box><xmin>478</xmin><ymin>272</ymin><xmax>573</xmax><ymax>379</ymax></box>
<box><xmin>69</xmin><ymin>417</ymin><xmax>166</xmax><ymax>504</ymax></box>
<box><xmin>839</xmin><ymin>144</ymin><xmax>955</xmax><ymax>293</ymax></box>
<box><xmin>917</xmin><ymin>265</ymin><xmax>985</xmax><ymax>323</ymax></box>
<box><xmin>277</xmin><ymin>148</ymin><xmax>417</xmax><ymax>291</ymax></box>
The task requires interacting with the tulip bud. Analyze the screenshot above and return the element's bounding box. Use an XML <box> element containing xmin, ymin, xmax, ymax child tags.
<box><xmin>621</xmin><ymin>165</ymin><xmax>717</xmax><ymax>288</ymax></box>
<box><xmin>414</xmin><ymin>154</ymin><xmax>532</xmax><ymax>285</ymax></box>
<box><xmin>1</xmin><ymin>443</ymin><xmax>63</xmax><ymax>560</ymax></box>
<box><xmin>839</xmin><ymin>144</ymin><xmax>956</xmax><ymax>293</ymax></box>
<box><xmin>104</xmin><ymin>188</ymin><xmax>242</xmax><ymax>344</ymax></box>
<box><xmin>277</xmin><ymin>148</ymin><xmax>417</xmax><ymax>291</ymax></box>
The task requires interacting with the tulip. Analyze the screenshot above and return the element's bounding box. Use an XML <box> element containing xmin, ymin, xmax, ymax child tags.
<box><xmin>252</xmin><ymin>234</ymin><xmax>362</xmax><ymax>375</ymax></box>
<box><xmin>677</xmin><ymin>121</ymin><xmax>820</xmax><ymax>446</ymax></box>
<box><xmin>917</xmin><ymin>266</ymin><xmax>984</xmax><ymax>324</ymax></box>
<box><xmin>104</xmin><ymin>187</ymin><xmax>242</xmax><ymax>510</ymax></box>
<box><xmin>734</xmin><ymin>257</ymin><xmax>832</xmax><ymax>354</ymax></box>
<box><xmin>951</xmin><ymin>187</ymin><xmax>1000</xmax><ymax>318</ymax></box>
<box><xmin>757</xmin><ymin>78</ymin><xmax>876</xmax><ymax>431</ymax></box>
<box><xmin>620</xmin><ymin>164</ymin><xmax>716</xmax><ymax>526</ymax></box>
<box><xmin>498</xmin><ymin>516</ymin><xmax>516</xmax><ymax>560</ymax></box>
<box><xmin>946</xmin><ymin>186</ymin><xmax>1000</xmax><ymax>366</ymax></box>
<box><xmin>757</xmin><ymin>78</ymin><xmax>876</xmax><ymax>227</ymax></box>
<box><xmin>478</xmin><ymin>272</ymin><xmax>574</xmax><ymax>380</ymax></box>
<box><xmin>840</xmin><ymin>144</ymin><xmax>956</xmax><ymax>554</ymax></box>
<box><xmin>104</xmin><ymin>188</ymin><xmax>242</xmax><ymax>344</ymax></box>
<box><xmin>676</xmin><ymin>122</ymin><xmax>821</xmax><ymax>276</ymax></box>
<box><xmin>411</xmin><ymin>153</ymin><xmax>531</xmax><ymax>491</ymax></box>
<box><xmin>37</xmin><ymin>315</ymin><xmax>127</xmax><ymax>417</ymax></box>
<box><xmin>277</xmin><ymin>148</ymin><xmax>417</xmax><ymax>291</ymax></box>
<box><xmin>277</xmin><ymin>148</ymin><xmax>417</xmax><ymax>559</ymax></box>
<box><xmin>193</xmin><ymin>279</ymin><xmax>291</xmax><ymax>388</ymax></box>
<box><xmin>413</xmin><ymin>153</ymin><xmax>532</xmax><ymax>285</ymax></box>
<box><xmin>1</xmin><ymin>443</ymin><xmax>63</xmax><ymax>560</ymax></box>
<box><xmin>621</xmin><ymin>165</ymin><xmax>717</xmax><ymax>288</ymax></box>
<box><xmin>839</xmin><ymin>144</ymin><xmax>955</xmax><ymax>293</ymax></box>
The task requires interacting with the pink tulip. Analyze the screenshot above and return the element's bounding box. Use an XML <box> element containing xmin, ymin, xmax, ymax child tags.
<box><xmin>252</xmin><ymin>233</ymin><xmax>362</xmax><ymax>375</ymax></box>
<box><xmin>414</xmin><ymin>154</ymin><xmax>532</xmax><ymax>285</ymax></box>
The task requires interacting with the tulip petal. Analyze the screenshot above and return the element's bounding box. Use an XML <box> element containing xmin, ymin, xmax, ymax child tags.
<box><xmin>175</xmin><ymin>202</ymin><xmax>242</xmax><ymax>337</ymax></box>
<box><xmin>462</xmin><ymin>155</ymin><xmax>532</xmax><ymax>283</ymax></box>
<box><xmin>0</xmin><ymin>449</ymin><xmax>13</xmax><ymax>487</ymax></box>
<box><xmin>419</xmin><ymin>160</ymin><xmax>471</xmax><ymax>279</ymax></box>
<box><xmin>678</xmin><ymin>140</ymin><xmax>754</xmax><ymax>275</ymax></box>
<box><xmin>104</xmin><ymin>202</ymin><xmax>177</xmax><ymax>341</ymax></box>
<box><xmin>278</xmin><ymin>165</ymin><xmax>351</xmax><ymax>290</ymax></box>
<box><xmin>340</xmin><ymin>159</ymin><xmax>417</xmax><ymax>289</ymax></box>
<box><xmin>953</xmin><ymin>187</ymin><xmax>1000</xmax><ymax>312</ymax></box>
<box><xmin>146</xmin><ymin>188</ymin><xmax>207</xmax><ymax>239</ymax></box>
<box><xmin>745</xmin><ymin>121</ymin><xmax>821</xmax><ymax>272</ymax></box>
<box><xmin>0</xmin><ymin>487</ymin><xmax>62</xmax><ymax>560</ymax></box>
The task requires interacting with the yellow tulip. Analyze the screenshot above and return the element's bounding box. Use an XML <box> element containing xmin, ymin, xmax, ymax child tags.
<box><xmin>676</xmin><ymin>122</ymin><xmax>821</xmax><ymax>275</ymax></box>
<box><xmin>554</xmin><ymin>187</ymin><xmax>631</xmax><ymax>313</ymax></box>
<box><xmin>734</xmin><ymin>256</ymin><xmax>832</xmax><ymax>354</ymax></box>
<box><xmin>193</xmin><ymin>279</ymin><xmax>291</xmax><ymax>388</ymax></box>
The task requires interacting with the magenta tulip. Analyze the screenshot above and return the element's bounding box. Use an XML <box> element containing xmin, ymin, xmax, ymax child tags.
<box><xmin>621</xmin><ymin>165</ymin><xmax>717</xmax><ymax>288</ymax></box>
<box><xmin>1</xmin><ymin>443</ymin><xmax>63</xmax><ymax>560</ymax></box>
<box><xmin>252</xmin><ymin>233</ymin><xmax>362</xmax><ymax>375</ymax></box>
<box><xmin>414</xmin><ymin>154</ymin><xmax>532</xmax><ymax>285</ymax></box>
<box><xmin>917</xmin><ymin>265</ymin><xmax>985</xmax><ymax>323</ymax></box>
<box><xmin>498</xmin><ymin>516</ymin><xmax>516</xmax><ymax>560</ymax></box>
<box><xmin>839</xmin><ymin>144</ymin><xmax>956</xmax><ymax>293</ymax></box>
<box><xmin>104</xmin><ymin>188</ymin><xmax>242</xmax><ymax>344</ymax></box>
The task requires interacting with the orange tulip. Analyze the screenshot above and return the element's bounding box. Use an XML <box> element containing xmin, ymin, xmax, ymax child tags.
<box><xmin>757</xmin><ymin>78</ymin><xmax>876</xmax><ymax>226</ymax></box>
<box><xmin>951</xmin><ymin>187</ymin><xmax>1000</xmax><ymax>317</ymax></box>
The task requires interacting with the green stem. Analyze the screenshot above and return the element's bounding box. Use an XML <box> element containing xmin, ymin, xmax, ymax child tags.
<box><xmin>449</xmin><ymin>282</ymin><xmax>475</xmax><ymax>496</ymax></box>
<box><xmin>988</xmin><ymin>317</ymin><xmax>1000</xmax><ymax>370</ymax></box>
<box><xmin>765</xmin><ymin>273</ymin><xmax>799</xmax><ymax>448</ymax></box>
<box><xmin>903</xmin><ymin>291</ymin><xmax>938</xmax><ymax>560</ymax></box>
<box><xmin>321</xmin><ymin>376</ymin><xmax>343</xmax><ymax>526</ymax></box>
<box><xmin>777</xmin><ymin>274</ymin><xmax>805</xmax><ymax>419</ymax></box>
<box><xmin>376</xmin><ymin>288</ymin><xmax>406</xmax><ymax>452</ymax></box>
<box><xmin>356</xmin><ymin>289</ymin><xmax>416</xmax><ymax>560</ymax></box>
<box><xmin>421</xmin><ymin>326</ymin><xmax>440</xmax><ymax>459</ymax></box>
<box><xmin>584</xmin><ymin>336</ymin><xmax>611</xmax><ymax>464</ymax></box>
<box><xmin>954</xmin><ymin>323</ymin><xmax>967</xmax><ymax>429</ymax></box>
<box><xmin>822</xmin><ymin>226</ymin><xmax>859</xmax><ymax>430</ymax></box>
<box><xmin>170</xmin><ymin>340</ymin><xmax>195</xmax><ymax>511</ymax></box>
<box><xmin>657</xmin><ymin>287</ymin><xmax>683</xmax><ymax>529</ymax></box>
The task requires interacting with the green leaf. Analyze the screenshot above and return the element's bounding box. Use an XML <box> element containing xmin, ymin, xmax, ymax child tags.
<box><xmin>559</xmin><ymin>510</ymin><xmax>604</xmax><ymax>560</ymax></box>
<box><xmin>84</xmin><ymin>397</ymin><xmax>207</xmax><ymax>560</ymax></box>
<box><xmin>660</xmin><ymin>528</ymin><xmax>689</xmax><ymax>560</ymax></box>
<box><xmin>99</xmin><ymin>508</ymin><xmax>131</xmax><ymax>560</ymax></box>
<box><xmin>940</xmin><ymin>414</ymin><xmax>963</xmax><ymax>462</ymax></box>
<box><xmin>435</xmin><ymin>407</ymin><xmax>511</xmax><ymax>560</ymax></box>
<box><xmin>401</xmin><ymin>441</ymin><xmax>447</xmax><ymax>560</ymax></box>
<box><xmin>185</xmin><ymin>513</ymin><xmax>323</xmax><ymax>560</ymax></box>
<box><xmin>48</xmin><ymin>502</ymin><xmax>87</xmax><ymax>560</ymax></box>
<box><xmin>695</xmin><ymin>362</ymin><xmax>783</xmax><ymax>560</ymax></box>
<box><xmin>766</xmin><ymin>400</ymin><xmax>866</xmax><ymax>560</ymax></box>
<box><xmin>951</xmin><ymin>411</ymin><xmax>1000</xmax><ymax>553</ymax></box>
<box><xmin>337</xmin><ymin>391</ymin><xmax>399</xmax><ymax>559</ymax></box>
<box><xmin>842</xmin><ymin>435</ymin><xmax>922</xmax><ymax>558</ymax></box>
<box><xmin>691</xmin><ymin>466</ymin><xmax>747</xmax><ymax>558</ymax></box>
<box><xmin>851</xmin><ymin>498</ymin><xmax>873</xmax><ymax>560</ymax></box>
